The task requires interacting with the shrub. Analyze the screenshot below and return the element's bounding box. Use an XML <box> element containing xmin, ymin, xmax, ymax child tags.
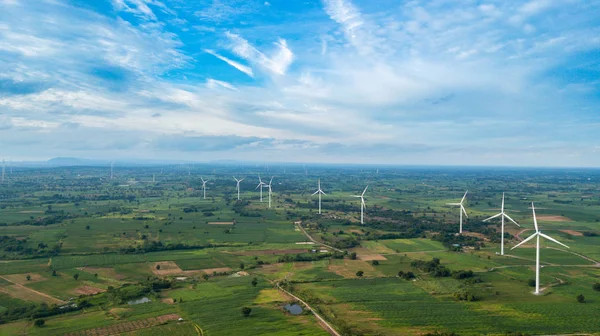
<box><xmin>241</xmin><ymin>307</ymin><xmax>252</xmax><ymax>317</ymax></box>
<box><xmin>356</xmin><ymin>270</ymin><xmax>364</xmax><ymax>277</ymax></box>
<box><xmin>593</xmin><ymin>283</ymin><xmax>600</xmax><ymax>291</ymax></box>
<box><xmin>371</xmin><ymin>260</ymin><xmax>379</xmax><ymax>266</ymax></box>
<box><xmin>528</xmin><ymin>279</ymin><xmax>536</xmax><ymax>287</ymax></box>
<box><xmin>577</xmin><ymin>294</ymin><xmax>585</xmax><ymax>303</ymax></box>
<box><xmin>34</xmin><ymin>319</ymin><xmax>45</xmax><ymax>327</ymax></box>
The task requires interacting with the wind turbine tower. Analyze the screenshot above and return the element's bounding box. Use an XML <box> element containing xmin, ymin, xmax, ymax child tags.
<box><xmin>512</xmin><ymin>203</ymin><xmax>569</xmax><ymax>295</ymax></box>
<box><xmin>483</xmin><ymin>193</ymin><xmax>520</xmax><ymax>255</ymax></box>
<box><xmin>233</xmin><ymin>177</ymin><xmax>244</xmax><ymax>201</ymax></box>
<box><xmin>267</xmin><ymin>176</ymin><xmax>274</xmax><ymax>208</ymax></box>
<box><xmin>312</xmin><ymin>179</ymin><xmax>326</xmax><ymax>214</ymax></box>
<box><xmin>200</xmin><ymin>177</ymin><xmax>208</xmax><ymax>200</ymax></box>
<box><xmin>255</xmin><ymin>175</ymin><xmax>266</xmax><ymax>202</ymax></box>
<box><xmin>352</xmin><ymin>186</ymin><xmax>368</xmax><ymax>224</ymax></box>
<box><xmin>447</xmin><ymin>191</ymin><xmax>468</xmax><ymax>234</ymax></box>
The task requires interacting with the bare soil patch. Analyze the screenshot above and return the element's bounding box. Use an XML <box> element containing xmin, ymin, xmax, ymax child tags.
<box><xmin>63</xmin><ymin>314</ymin><xmax>181</xmax><ymax>336</ymax></box>
<box><xmin>74</xmin><ymin>286</ymin><xmax>105</xmax><ymax>295</ymax></box>
<box><xmin>462</xmin><ymin>232</ymin><xmax>489</xmax><ymax>241</ymax></box>
<box><xmin>358</xmin><ymin>254</ymin><xmax>388</xmax><ymax>261</ymax></box>
<box><xmin>208</xmin><ymin>221</ymin><xmax>234</xmax><ymax>225</ymax></box>
<box><xmin>328</xmin><ymin>260</ymin><xmax>383</xmax><ymax>279</ymax></box>
<box><xmin>162</xmin><ymin>298</ymin><xmax>175</xmax><ymax>304</ymax></box>
<box><xmin>152</xmin><ymin>261</ymin><xmax>183</xmax><ymax>276</ymax></box>
<box><xmin>349</xmin><ymin>229</ymin><xmax>364</xmax><ymax>235</ymax></box>
<box><xmin>0</xmin><ymin>285</ymin><xmax>63</xmax><ymax>305</ymax></box>
<box><xmin>561</xmin><ymin>229</ymin><xmax>583</xmax><ymax>236</ymax></box>
<box><xmin>538</xmin><ymin>215</ymin><xmax>572</xmax><ymax>222</ymax></box>
<box><xmin>17</xmin><ymin>210</ymin><xmax>43</xmax><ymax>214</ymax></box>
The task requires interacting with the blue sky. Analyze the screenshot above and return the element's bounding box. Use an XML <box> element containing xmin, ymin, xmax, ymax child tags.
<box><xmin>0</xmin><ymin>0</ymin><xmax>599</xmax><ymax>166</ymax></box>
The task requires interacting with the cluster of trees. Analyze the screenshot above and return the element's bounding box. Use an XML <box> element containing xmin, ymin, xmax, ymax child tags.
<box><xmin>454</xmin><ymin>290</ymin><xmax>479</xmax><ymax>301</ymax></box>
<box><xmin>277</xmin><ymin>252</ymin><xmax>344</xmax><ymax>263</ymax></box>
<box><xmin>397</xmin><ymin>271</ymin><xmax>416</xmax><ymax>280</ymax></box>
<box><xmin>411</xmin><ymin>258</ymin><xmax>452</xmax><ymax>277</ymax></box>
<box><xmin>432</xmin><ymin>233</ymin><xmax>484</xmax><ymax>249</ymax></box>
<box><xmin>0</xmin><ymin>236</ymin><xmax>62</xmax><ymax>259</ymax></box>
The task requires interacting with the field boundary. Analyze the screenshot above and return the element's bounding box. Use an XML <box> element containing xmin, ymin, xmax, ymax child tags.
<box><xmin>0</xmin><ymin>275</ymin><xmax>65</xmax><ymax>305</ymax></box>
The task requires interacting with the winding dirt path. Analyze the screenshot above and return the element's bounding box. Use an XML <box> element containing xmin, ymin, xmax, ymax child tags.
<box><xmin>275</xmin><ymin>282</ymin><xmax>341</xmax><ymax>336</ymax></box>
<box><xmin>296</xmin><ymin>223</ymin><xmax>344</xmax><ymax>253</ymax></box>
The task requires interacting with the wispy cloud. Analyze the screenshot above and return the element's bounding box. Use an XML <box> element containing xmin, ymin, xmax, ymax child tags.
<box><xmin>225</xmin><ymin>32</ymin><xmax>293</xmax><ymax>75</ymax></box>
<box><xmin>204</xmin><ymin>49</ymin><xmax>254</xmax><ymax>77</ymax></box>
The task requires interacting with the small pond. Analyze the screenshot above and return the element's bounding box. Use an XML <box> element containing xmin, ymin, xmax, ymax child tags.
<box><xmin>283</xmin><ymin>303</ymin><xmax>303</xmax><ymax>315</ymax></box>
<box><xmin>127</xmin><ymin>297</ymin><xmax>151</xmax><ymax>305</ymax></box>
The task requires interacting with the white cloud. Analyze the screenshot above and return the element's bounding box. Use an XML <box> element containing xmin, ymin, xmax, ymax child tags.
<box><xmin>225</xmin><ymin>32</ymin><xmax>293</xmax><ymax>75</ymax></box>
<box><xmin>206</xmin><ymin>78</ymin><xmax>238</xmax><ymax>91</ymax></box>
<box><xmin>204</xmin><ymin>49</ymin><xmax>254</xmax><ymax>77</ymax></box>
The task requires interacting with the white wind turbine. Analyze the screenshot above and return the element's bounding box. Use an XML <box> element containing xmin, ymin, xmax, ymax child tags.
<box><xmin>233</xmin><ymin>177</ymin><xmax>244</xmax><ymax>201</ymax></box>
<box><xmin>312</xmin><ymin>179</ymin><xmax>326</xmax><ymax>214</ymax></box>
<box><xmin>267</xmin><ymin>176</ymin><xmax>274</xmax><ymax>208</ymax></box>
<box><xmin>483</xmin><ymin>193</ymin><xmax>520</xmax><ymax>255</ymax></box>
<box><xmin>512</xmin><ymin>202</ymin><xmax>569</xmax><ymax>295</ymax></box>
<box><xmin>352</xmin><ymin>186</ymin><xmax>368</xmax><ymax>224</ymax></box>
<box><xmin>255</xmin><ymin>175</ymin><xmax>266</xmax><ymax>202</ymax></box>
<box><xmin>447</xmin><ymin>191</ymin><xmax>468</xmax><ymax>234</ymax></box>
<box><xmin>200</xmin><ymin>177</ymin><xmax>208</xmax><ymax>200</ymax></box>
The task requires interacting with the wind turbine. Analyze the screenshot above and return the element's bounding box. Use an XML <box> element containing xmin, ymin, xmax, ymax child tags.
<box><xmin>267</xmin><ymin>176</ymin><xmax>274</xmax><ymax>208</ymax></box>
<box><xmin>200</xmin><ymin>177</ymin><xmax>208</xmax><ymax>200</ymax></box>
<box><xmin>255</xmin><ymin>175</ymin><xmax>266</xmax><ymax>202</ymax></box>
<box><xmin>352</xmin><ymin>186</ymin><xmax>368</xmax><ymax>224</ymax></box>
<box><xmin>447</xmin><ymin>191</ymin><xmax>468</xmax><ymax>234</ymax></box>
<box><xmin>233</xmin><ymin>176</ymin><xmax>244</xmax><ymax>201</ymax></box>
<box><xmin>312</xmin><ymin>179</ymin><xmax>326</xmax><ymax>214</ymax></box>
<box><xmin>483</xmin><ymin>193</ymin><xmax>520</xmax><ymax>255</ymax></box>
<box><xmin>512</xmin><ymin>202</ymin><xmax>569</xmax><ymax>295</ymax></box>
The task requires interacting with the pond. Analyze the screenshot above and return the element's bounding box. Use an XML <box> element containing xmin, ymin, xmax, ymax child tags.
<box><xmin>127</xmin><ymin>297</ymin><xmax>151</xmax><ymax>305</ymax></box>
<box><xmin>283</xmin><ymin>303</ymin><xmax>303</xmax><ymax>315</ymax></box>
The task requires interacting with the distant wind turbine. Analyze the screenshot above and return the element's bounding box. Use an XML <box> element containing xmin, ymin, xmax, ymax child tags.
<box><xmin>447</xmin><ymin>191</ymin><xmax>468</xmax><ymax>234</ymax></box>
<box><xmin>233</xmin><ymin>176</ymin><xmax>244</xmax><ymax>201</ymax></box>
<box><xmin>312</xmin><ymin>179</ymin><xmax>326</xmax><ymax>214</ymax></box>
<box><xmin>267</xmin><ymin>176</ymin><xmax>274</xmax><ymax>208</ymax></box>
<box><xmin>201</xmin><ymin>177</ymin><xmax>208</xmax><ymax>199</ymax></box>
<box><xmin>512</xmin><ymin>202</ymin><xmax>569</xmax><ymax>295</ymax></box>
<box><xmin>352</xmin><ymin>186</ymin><xmax>368</xmax><ymax>224</ymax></box>
<box><xmin>256</xmin><ymin>175</ymin><xmax>266</xmax><ymax>202</ymax></box>
<box><xmin>483</xmin><ymin>193</ymin><xmax>520</xmax><ymax>255</ymax></box>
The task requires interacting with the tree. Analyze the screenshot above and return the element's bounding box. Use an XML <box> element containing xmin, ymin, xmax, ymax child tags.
<box><xmin>241</xmin><ymin>306</ymin><xmax>252</xmax><ymax>317</ymax></box>
<box><xmin>240</xmin><ymin>263</ymin><xmax>245</xmax><ymax>270</ymax></box>
<box><xmin>26</xmin><ymin>275</ymin><xmax>31</xmax><ymax>281</ymax></box>
<box><xmin>356</xmin><ymin>270</ymin><xmax>364</xmax><ymax>277</ymax></box>
<box><xmin>371</xmin><ymin>260</ymin><xmax>379</xmax><ymax>266</ymax></box>
<box><xmin>577</xmin><ymin>294</ymin><xmax>585</xmax><ymax>303</ymax></box>
<box><xmin>528</xmin><ymin>279</ymin><xmax>536</xmax><ymax>287</ymax></box>
<box><xmin>52</xmin><ymin>270</ymin><xmax>57</xmax><ymax>276</ymax></box>
<box><xmin>350</xmin><ymin>252</ymin><xmax>357</xmax><ymax>260</ymax></box>
<box><xmin>73</xmin><ymin>273</ymin><xmax>79</xmax><ymax>281</ymax></box>
<box><xmin>202</xmin><ymin>273</ymin><xmax>209</xmax><ymax>281</ymax></box>
<box><xmin>156</xmin><ymin>264</ymin><xmax>161</xmax><ymax>270</ymax></box>
<box><xmin>593</xmin><ymin>283</ymin><xmax>600</xmax><ymax>291</ymax></box>
<box><xmin>34</xmin><ymin>319</ymin><xmax>45</xmax><ymax>327</ymax></box>
<box><xmin>86</xmin><ymin>225</ymin><xmax>90</xmax><ymax>230</ymax></box>
<box><xmin>251</xmin><ymin>278</ymin><xmax>258</xmax><ymax>287</ymax></box>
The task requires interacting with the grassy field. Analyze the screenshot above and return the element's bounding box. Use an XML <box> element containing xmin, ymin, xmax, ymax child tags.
<box><xmin>0</xmin><ymin>165</ymin><xmax>599</xmax><ymax>335</ymax></box>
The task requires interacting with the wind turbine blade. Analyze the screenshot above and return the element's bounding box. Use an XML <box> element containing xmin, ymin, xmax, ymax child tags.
<box><xmin>312</xmin><ymin>190</ymin><xmax>319</xmax><ymax>196</ymax></box>
<box><xmin>201</xmin><ymin>177</ymin><xmax>205</xmax><ymax>183</ymax></box>
<box><xmin>483</xmin><ymin>213</ymin><xmax>502</xmax><ymax>222</ymax></box>
<box><xmin>446</xmin><ymin>203</ymin><xmax>461</xmax><ymax>206</ymax></box>
<box><xmin>461</xmin><ymin>190</ymin><xmax>468</xmax><ymax>204</ymax></box>
<box><xmin>539</xmin><ymin>233</ymin><xmax>570</xmax><ymax>249</ymax></box>
<box><xmin>362</xmin><ymin>185</ymin><xmax>368</xmax><ymax>196</ymax></box>
<box><xmin>511</xmin><ymin>233</ymin><xmax>538</xmax><ymax>249</ymax></box>
<box><xmin>239</xmin><ymin>179</ymin><xmax>244</xmax><ymax>182</ymax></box>
<box><xmin>532</xmin><ymin>202</ymin><xmax>539</xmax><ymax>232</ymax></box>
<box><xmin>269</xmin><ymin>176</ymin><xmax>273</xmax><ymax>185</ymax></box>
<box><xmin>258</xmin><ymin>174</ymin><xmax>262</xmax><ymax>183</ymax></box>
<box><xmin>361</xmin><ymin>198</ymin><xmax>366</xmax><ymax>208</ymax></box>
<box><xmin>503</xmin><ymin>213</ymin><xmax>520</xmax><ymax>226</ymax></box>
<box><xmin>352</xmin><ymin>195</ymin><xmax>361</xmax><ymax>198</ymax></box>
<box><xmin>461</xmin><ymin>205</ymin><xmax>468</xmax><ymax>218</ymax></box>
<box><xmin>501</xmin><ymin>192</ymin><xmax>505</xmax><ymax>213</ymax></box>
<box><xmin>321</xmin><ymin>191</ymin><xmax>327</xmax><ymax>196</ymax></box>
<box><xmin>255</xmin><ymin>184</ymin><xmax>261</xmax><ymax>190</ymax></box>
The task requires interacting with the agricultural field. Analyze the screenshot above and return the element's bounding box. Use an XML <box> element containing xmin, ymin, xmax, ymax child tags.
<box><xmin>0</xmin><ymin>164</ymin><xmax>599</xmax><ymax>335</ymax></box>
